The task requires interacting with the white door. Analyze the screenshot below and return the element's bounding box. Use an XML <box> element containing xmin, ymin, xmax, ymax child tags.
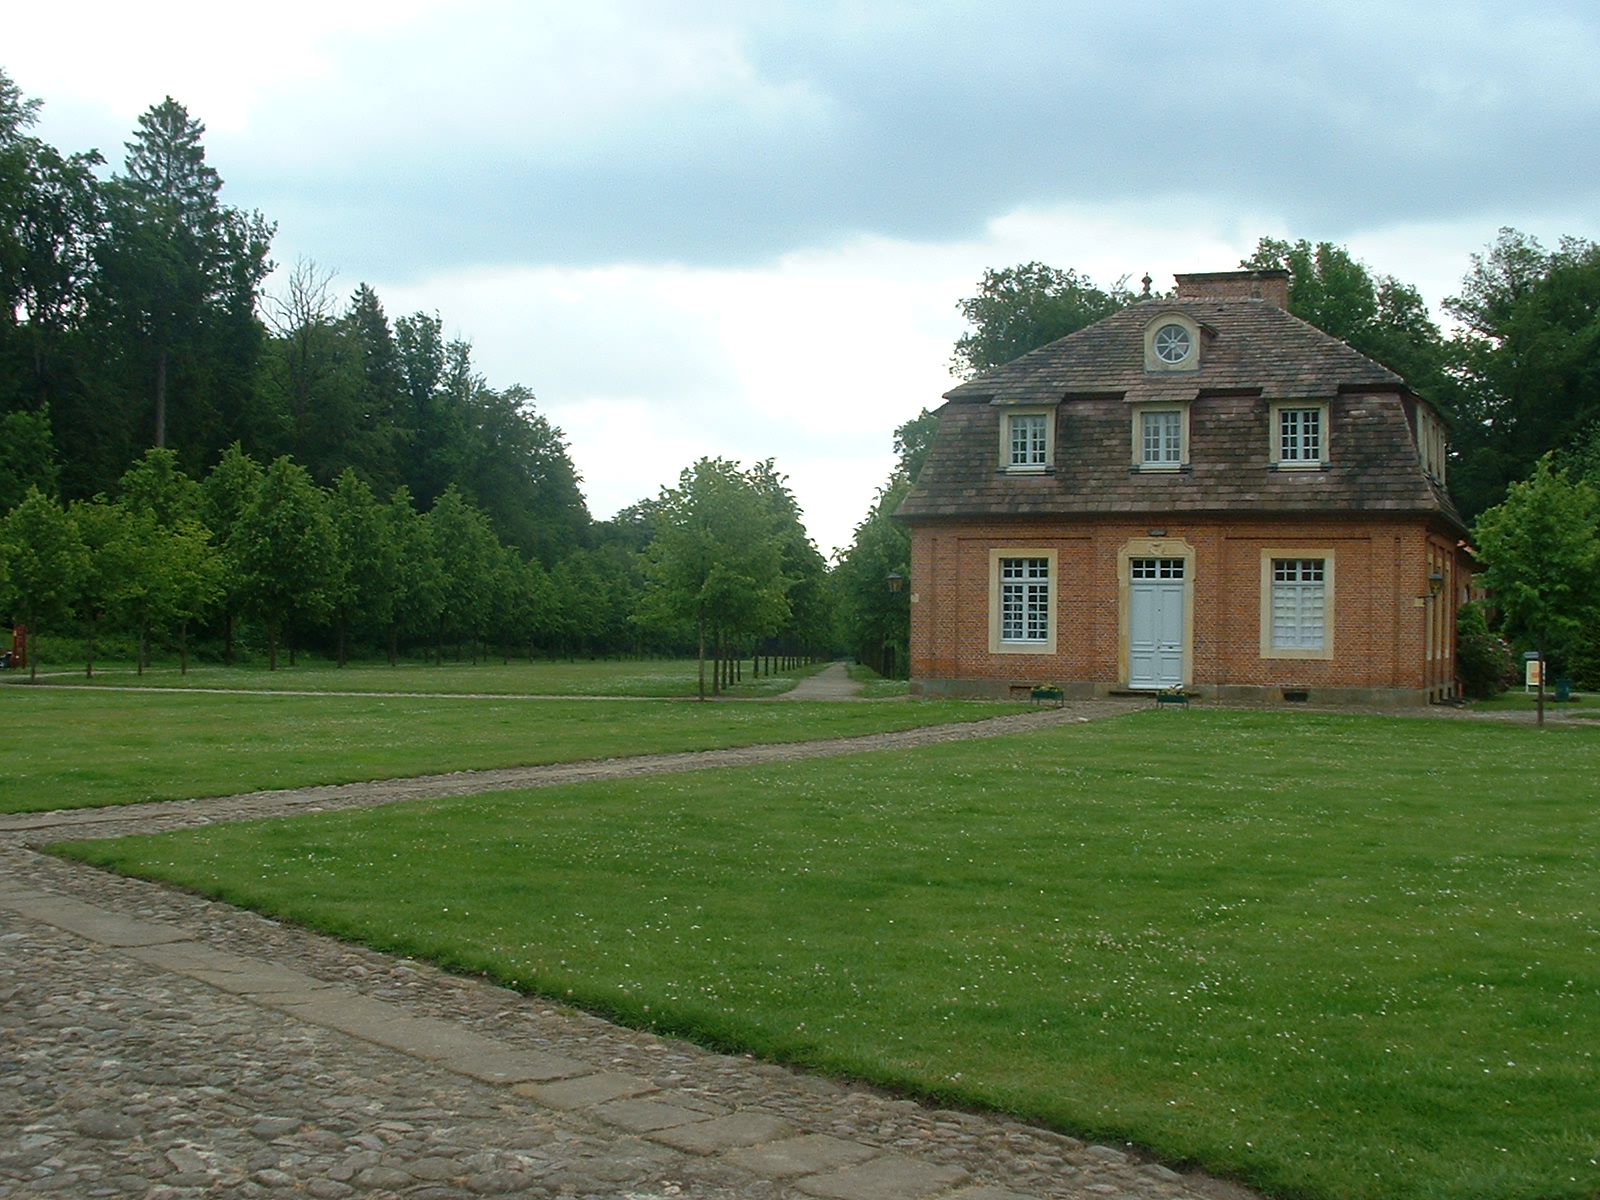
<box><xmin>1129</xmin><ymin>558</ymin><xmax>1185</xmax><ymax>689</ymax></box>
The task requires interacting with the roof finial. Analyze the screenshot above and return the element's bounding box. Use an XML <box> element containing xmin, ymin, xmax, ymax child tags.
<box><xmin>1140</xmin><ymin>273</ymin><xmax>1153</xmax><ymax>299</ymax></box>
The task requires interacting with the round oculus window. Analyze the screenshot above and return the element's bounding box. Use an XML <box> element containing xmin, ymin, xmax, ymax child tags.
<box><xmin>1153</xmin><ymin>323</ymin><xmax>1193</xmax><ymax>364</ymax></box>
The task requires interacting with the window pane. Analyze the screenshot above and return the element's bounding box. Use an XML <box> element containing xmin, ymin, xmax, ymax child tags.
<box><xmin>1010</xmin><ymin>415</ymin><xmax>1047</xmax><ymax>466</ymax></box>
<box><xmin>1279</xmin><ymin>409</ymin><xmax>1322</xmax><ymax>461</ymax></box>
<box><xmin>999</xmin><ymin>557</ymin><xmax>1049</xmax><ymax>642</ymax></box>
<box><xmin>1141</xmin><ymin>411</ymin><xmax>1181</xmax><ymax>463</ymax></box>
<box><xmin>1270</xmin><ymin>558</ymin><xmax>1326</xmax><ymax>648</ymax></box>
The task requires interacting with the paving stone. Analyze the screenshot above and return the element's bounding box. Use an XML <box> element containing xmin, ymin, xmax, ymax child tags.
<box><xmin>1086</xmin><ymin>1144</ymin><xmax>1131</xmax><ymax>1166</ymax></box>
<box><xmin>445</xmin><ymin>1048</ymin><xmax>589</xmax><ymax>1085</ymax></box>
<box><xmin>726</xmin><ymin>1134</ymin><xmax>879</xmax><ymax>1178</ymax></box>
<box><xmin>74</xmin><ymin>1111</ymin><xmax>141</xmax><ymax>1140</ymax></box>
<box><xmin>795</xmin><ymin>1154</ymin><xmax>969</xmax><ymax>1199</ymax></box>
<box><xmin>593</xmin><ymin>1097</ymin><xmax>724</xmax><ymax>1133</ymax></box>
<box><xmin>943</xmin><ymin>1187</ymin><xmax>1042</xmax><ymax>1200</ymax></box>
<box><xmin>513</xmin><ymin>1072</ymin><xmax>657</xmax><ymax>1109</ymax></box>
<box><xmin>9</xmin><ymin>894</ymin><xmax>188</xmax><ymax>947</ymax></box>
<box><xmin>648</xmin><ymin>1111</ymin><xmax>794</xmax><ymax>1155</ymax></box>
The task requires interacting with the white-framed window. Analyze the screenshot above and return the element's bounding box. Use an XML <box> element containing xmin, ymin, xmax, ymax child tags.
<box><xmin>1418</xmin><ymin>406</ymin><xmax>1448</xmax><ymax>484</ymax></box>
<box><xmin>1009</xmin><ymin>413</ymin><xmax>1048</xmax><ymax>468</ymax></box>
<box><xmin>1271</xmin><ymin>560</ymin><xmax>1325</xmax><ymax>649</ymax></box>
<box><xmin>989</xmin><ymin>548</ymin><xmax>1057</xmax><ymax>654</ymax></box>
<box><xmin>1131</xmin><ymin>557</ymin><xmax>1185</xmax><ymax>581</ymax></box>
<box><xmin>1259</xmin><ymin>549</ymin><xmax>1335</xmax><ymax>660</ymax></box>
<box><xmin>1142</xmin><ymin>313</ymin><xmax>1202</xmax><ymax>372</ymax></box>
<box><xmin>1001</xmin><ymin>558</ymin><xmax>1050</xmax><ymax>642</ymax></box>
<box><xmin>1142</xmin><ymin>410</ymin><xmax>1182</xmax><ymax>467</ymax></box>
<box><xmin>1271</xmin><ymin>403</ymin><xmax>1328</xmax><ymax>467</ymax></box>
<box><xmin>998</xmin><ymin>407</ymin><xmax>1054</xmax><ymax>473</ymax></box>
<box><xmin>1130</xmin><ymin>405</ymin><xmax>1189</xmax><ymax>470</ymax></box>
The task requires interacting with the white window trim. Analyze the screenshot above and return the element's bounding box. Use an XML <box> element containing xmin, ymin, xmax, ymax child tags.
<box><xmin>1269</xmin><ymin>401</ymin><xmax>1330</xmax><ymax>469</ymax></box>
<box><xmin>1259</xmin><ymin>548</ymin><xmax>1335</xmax><ymax>660</ymax></box>
<box><xmin>988</xmin><ymin>548</ymin><xmax>1058</xmax><ymax>655</ymax></box>
<box><xmin>1142</xmin><ymin>312</ymin><xmax>1202</xmax><ymax>373</ymax></box>
<box><xmin>1418</xmin><ymin>407</ymin><xmax>1448</xmax><ymax>485</ymax></box>
<box><xmin>1130</xmin><ymin>404</ymin><xmax>1190</xmax><ymax>471</ymax></box>
<box><xmin>997</xmin><ymin>406</ymin><xmax>1055</xmax><ymax>474</ymax></box>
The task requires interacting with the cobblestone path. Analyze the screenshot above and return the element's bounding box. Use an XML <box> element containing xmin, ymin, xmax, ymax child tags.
<box><xmin>1</xmin><ymin>700</ymin><xmax>1261</xmax><ymax>1200</ymax></box>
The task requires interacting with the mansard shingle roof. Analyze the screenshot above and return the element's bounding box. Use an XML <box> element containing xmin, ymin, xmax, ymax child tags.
<box><xmin>897</xmin><ymin>297</ymin><xmax>1464</xmax><ymax>529</ymax></box>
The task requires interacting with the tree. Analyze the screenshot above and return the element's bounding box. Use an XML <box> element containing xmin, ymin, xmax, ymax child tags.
<box><xmin>1241</xmin><ymin>238</ymin><xmax>1449</xmax><ymax>400</ymax></box>
<box><xmin>1472</xmin><ymin>455</ymin><xmax>1600</xmax><ymax>724</ymax></box>
<box><xmin>234</xmin><ymin>456</ymin><xmax>335</xmax><ymax>669</ymax></box>
<box><xmin>834</xmin><ymin>477</ymin><xmax>912</xmax><ymax>678</ymax></box>
<box><xmin>952</xmin><ymin>263</ymin><xmax>1131</xmax><ymax>377</ymax></box>
<box><xmin>68</xmin><ymin>498</ymin><xmax>137</xmax><ymax>677</ymax></box>
<box><xmin>383</xmin><ymin>486</ymin><xmax>444</xmax><ymax>665</ymax></box>
<box><xmin>201</xmin><ymin>442</ymin><xmax>263</xmax><ymax>664</ymax></box>
<box><xmin>0</xmin><ymin>408</ymin><xmax>60</xmax><ymax>512</ymax></box>
<box><xmin>641</xmin><ymin>459</ymin><xmax>790</xmax><ymax>699</ymax></box>
<box><xmin>749</xmin><ymin>459</ymin><xmax>831</xmax><ymax>665</ymax></box>
<box><xmin>116</xmin><ymin>446</ymin><xmax>203</xmax><ymax>527</ymax></box>
<box><xmin>426</xmin><ymin>485</ymin><xmax>501</xmax><ymax>663</ymax></box>
<box><xmin>1445</xmin><ymin>230</ymin><xmax>1600</xmax><ymax>518</ymax></box>
<box><xmin>257</xmin><ymin>258</ymin><xmax>365</xmax><ymax>482</ymax></box>
<box><xmin>326</xmin><ymin>469</ymin><xmax>396</xmax><ymax>666</ymax></box>
<box><xmin>92</xmin><ymin>97</ymin><xmax>273</xmax><ymax>461</ymax></box>
<box><xmin>834</xmin><ymin>409</ymin><xmax>937</xmax><ymax>677</ymax></box>
<box><xmin>893</xmin><ymin>408</ymin><xmax>940</xmax><ymax>484</ymax></box>
<box><xmin>0</xmin><ymin>485</ymin><xmax>88</xmax><ymax>678</ymax></box>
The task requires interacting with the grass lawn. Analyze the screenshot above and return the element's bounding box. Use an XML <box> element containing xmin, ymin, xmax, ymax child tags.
<box><xmin>0</xmin><ymin>686</ymin><xmax>1013</xmax><ymax>814</ymax></box>
<box><xmin>1473</xmin><ymin>690</ymin><xmax>1600</xmax><ymax>718</ymax></box>
<box><xmin>13</xmin><ymin>656</ymin><xmax>829</xmax><ymax>698</ymax></box>
<box><xmin>57</xmin><ymin>710</ymin><xmax>1600</xmax><ymax>1200</ymax></box>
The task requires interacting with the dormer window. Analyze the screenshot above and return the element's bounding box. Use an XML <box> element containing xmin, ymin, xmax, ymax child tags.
<box><xmin>997</xmin><ymin>406</ymin><xmax>1054</xmax><ymax>474</ymax></box>
<box><xmin>1153</xmin><ymin>324</ymin><xmax>1193</xmax><ymax>364</ymax></box>
<box><xmin>1270</xmin><ymin>402</ymin><xmax>1329</xmax><ymax>468</ymax></box>
<box><xmin>1129</xmin><ymin>403</ymin><xmax>1190</xmax><ymax>471</ymax></box>
<box><xmin>1142</xmin><ymin>312</ymin><xmax>1202</xmax><ymax>372</ymax></box>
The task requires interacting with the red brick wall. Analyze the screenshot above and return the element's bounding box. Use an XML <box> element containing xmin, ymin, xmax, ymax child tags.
<box><xmin>907</xmin><ymin>515</ymin><xmax>1459</xmax><ymax>703</ymax></box>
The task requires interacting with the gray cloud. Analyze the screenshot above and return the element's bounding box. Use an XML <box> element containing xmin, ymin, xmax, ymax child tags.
<box><xmin>75</xmin><ymin>0</ymin><xmax>1600</xmax><ymax>277</ymax></box>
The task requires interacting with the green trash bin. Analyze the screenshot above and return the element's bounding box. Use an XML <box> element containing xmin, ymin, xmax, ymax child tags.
<box><xmin>1556</xmin><ymin>677</ymin><xmax>1573</xmax><ymax>702</ymax></box>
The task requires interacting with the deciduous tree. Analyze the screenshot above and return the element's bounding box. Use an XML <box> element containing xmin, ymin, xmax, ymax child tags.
<box><xmin>0</xmin><ymin>485</ymin><xmax>88</xmax><ymax>678</ymax></box>
<box><xmin>952</xmin><ymin>263</ymin><xmax>1130</xmax><ymax>377</ymax></box>
<box><xmin>1473</xmin><ymin>455</ymin><xmax>1600</xmax><ymax>724</ymax></box>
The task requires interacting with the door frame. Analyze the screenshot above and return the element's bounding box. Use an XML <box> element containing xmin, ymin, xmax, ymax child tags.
<box><xmin>1118</xmin><ymin>537</ymin><xmax>1195</xmax><ymax>690</ymax></box>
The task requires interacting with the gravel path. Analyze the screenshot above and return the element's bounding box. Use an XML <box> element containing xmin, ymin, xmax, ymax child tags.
<box><xmin>2</xmin><ymin>694</ymin><xmax>1272</xmax><ymax>1200</ymax></box>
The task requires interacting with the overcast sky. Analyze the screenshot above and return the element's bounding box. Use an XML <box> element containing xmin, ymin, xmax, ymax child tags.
<box><xmin>8</xmin><ymin>0</ymin><xmax>1600</xmax><ymax>553</ymax></box>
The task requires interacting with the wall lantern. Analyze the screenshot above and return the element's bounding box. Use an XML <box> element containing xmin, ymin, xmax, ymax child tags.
<box><xmin>1428</xmin><ymin>571</ymin><xmax>1445</xmax><ymax>597</ymax></box>
<box><xmin>886</xmin><ymin>571</ymin><xmax>905</xmax><ymax>594</ymax></box>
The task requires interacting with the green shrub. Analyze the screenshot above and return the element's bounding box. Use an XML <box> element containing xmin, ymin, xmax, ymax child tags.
<box><xmin>1456</xmin><ymin>602</ymin><xmax>1516</xmax><ymax>698</ymax></box>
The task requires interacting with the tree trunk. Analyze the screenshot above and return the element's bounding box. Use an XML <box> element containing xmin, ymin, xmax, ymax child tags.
<box><xmin>388</xmin><ymin>625</ymin><xmax>399</xmax><ymax>667</ymax></box>
<box><xmin>154</xmin><ymin>347</ymin><xmax>168</xmax><ymax>448</ymax></box>
<box><xmin>179</xmin><ymin>620</ymin><xmax>188</xmax><ymax>675</ymax></box>
<box><xmin>225</xmin><ymin>612</ymin><xmax>235</xmax><ymax>667</ymax></box>
<box><xmin>138</xmin><ymin>624</ymin><xmax>148</xmax><ymax>676</ymax></box>
<box><xmin>268</xmin><ymin>621</ymin><xmax>279</xmax><ymax>671</ymax></box>
<box><xmin>85</xmin><ymin>616</ymin><xmax>95</xmax><ymax>679</ymax></box>
<box><xmin>694</xmin><ymin>614</ymin><xmax>707</xmax><ymax>700</ymax></box>
<box><xmin>337</xmin><ymin>621</ymin><xmax>347</xmax><ymax>668</ymax></box>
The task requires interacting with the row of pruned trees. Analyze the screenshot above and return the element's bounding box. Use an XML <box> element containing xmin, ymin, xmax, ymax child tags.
<box><xmin>0</xmin><ymin>448</ymin><xmax>639</xmax><ymax>678</ymax></box>
<box><xmin>0</xmin><ymin>447</ymin><xmax>838</xmax><ymax>683</ymax></box>
<box><xmin>639</xmin><ymin>458</ymin><xmax>833</xmax><ymax>698</ymax></box>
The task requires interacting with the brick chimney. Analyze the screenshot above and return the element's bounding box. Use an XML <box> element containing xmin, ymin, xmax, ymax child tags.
<box><xmin>1173</xmin><ymin>269</ymin><xmax>1290</xmax><ymax>309</ymax></box>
